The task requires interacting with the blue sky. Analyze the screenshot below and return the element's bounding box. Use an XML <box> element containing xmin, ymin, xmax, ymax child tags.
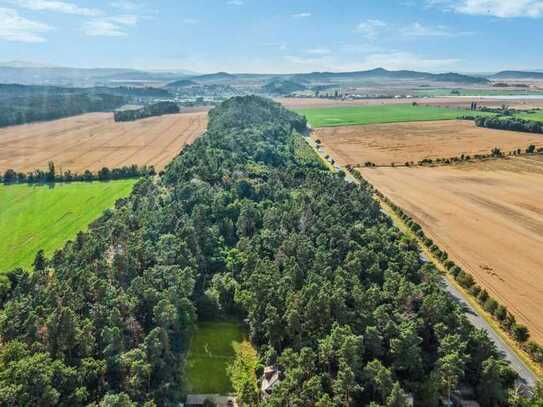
<box><xmin>0</xmin><ymin>0</ymin><xmax>542</xmax><ymax>73</ymax></box>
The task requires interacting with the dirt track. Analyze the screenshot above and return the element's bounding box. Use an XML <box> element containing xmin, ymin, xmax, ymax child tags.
<box><xmin>360</xmin><ymin>157</ymin><xmax>543</xmax><ymax>344</ymax></box>
<box><xmin>0</xmin><ymin>112</ymin><xmax>208</xmax><ymax>173</ymax></box>
<box><xmin>313</xmin><ymin>120</ymin><xmax>543</xmax><ymax>166</ymax></box>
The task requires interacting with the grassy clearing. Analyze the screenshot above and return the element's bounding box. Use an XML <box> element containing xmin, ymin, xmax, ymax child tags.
<box><xmin>514</xmin><ymin>111</ymin><xmax>543</xmax><ymax>122</ymax></box>
<box><xmin>0</xmin><ymin>180</ymin><xmax>136</xmax><ymax>272</ymax></box>
<box><xmin>296</xmin><ymin>105</ymin><xmax>492</xmax><ymax>128</ymax></box>
<box><xmin>185</xmin><ymin>321</ymin><xmax>253</xmax><ymax>395</ymax></box>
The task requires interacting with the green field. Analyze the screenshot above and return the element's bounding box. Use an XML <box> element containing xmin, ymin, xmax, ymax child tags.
<box><xmin>0</xmin><ymin>180</ymin><xmax>136</xmax><ymax>272</ymax></box>
<box><xmin>296</xmin><ymin>105</ymin><xmax>491</xmax><ymax>128</ymax></box>
<box><xmin>185</xmin><ymin>321</ymin><xmax>250</xmax><ymax>394</ymax></box>
<box><xmin>514</xmin><ymin>111</ymin><xmax>543</xmax><ymax>122</ymax></box>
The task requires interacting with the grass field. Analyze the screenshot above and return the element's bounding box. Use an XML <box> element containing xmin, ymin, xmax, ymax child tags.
<box><xmin>296</xmin><ymin>105</ymin><xmax>492</xmax><ymax>128</ymax></box>
<box><xmin>185</xmin><ymin>321</ymin><xmax>250</xmax><ymax>394</ymax></box>
<box><xmin>514</xmin><ymin>111</ymin><xmax>543</xmax><ymax>122</ymax></box>
<box><xmin>0</xmin><ymin>180</ymin><xmax>136</xmax><ymax>272</ymax></box>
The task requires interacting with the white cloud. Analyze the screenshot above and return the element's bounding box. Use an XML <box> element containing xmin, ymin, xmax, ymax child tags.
<box><xmin>227</xmin><ymin>0</ymin><xmax>244</xmax><ymax>5</ymax></box>
<box><xmin>0</xmin><ymin>7</ymin><xmax>52</xmax><ymax>42</ymax></box>
<box><xmin>305</xmin><ymin>48</ymin><xmax>331</xmax><ymax>55</ymax></box>
<box><xmin>401</xmin><ymin>22</ymin><xmax>473</xmax><ymax>37</ymax></box>
<box><xmin>183</xmin><ymin>18</ymin><xmax>199</xmax><ymax>24</ymax></box>
<box><xmin>110</xmin><ymin>0</ymin><xmax>140</xmax><ymax>11</ymax></box>
<box><xmin>83</xmin><ymin>14</ymin><xmax>138</xmax><ymax>37</ymax></box>
<box><xmin>356</xmin><ymin>19</ymin><xmax>387</xmax><ymax>39</ymax></box>
<box><xmin>429</xmin><ymin>0</ymin><xmax>543</xmax><ymax>17</ymax></box>
<box><xmin>10</xmin><ymin>0</ymin><xmax>101</xmax><ymax>17</ymax></box>
<box><xmin>292</xmin><ymin>12</ymin><xmax>311</xmax><ymax>18</ymax></box>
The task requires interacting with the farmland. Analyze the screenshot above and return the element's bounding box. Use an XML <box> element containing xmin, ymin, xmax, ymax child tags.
<box><xmin>359</xmin><ymin>157</ymin><xmax>543</xmax><ymax>344</ymax></box>
<box><xmin>0</xmin><ymin>180</ymin><xmax>136</xmax><ymax>272</ymax></box>
<box><xmin>0</xmin><ymin>111</ymin><xmax>208</xmax><ymax>174</ymax></box>
<box><xmin>185</xmin><ymin>321</ymin><xmax>251</xmax><ymax>394</ymax></box>
<box><xmin>296</xmin><ymin>104</ymin><xmax>491</xmax><ymax>128</ymax></box>
<box><xmin>313</xmin><ymin>120</ymin><xmax>543</xmax><ymax>166</ymax></box>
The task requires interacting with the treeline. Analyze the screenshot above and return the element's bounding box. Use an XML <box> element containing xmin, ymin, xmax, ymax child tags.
<box><xmin>475</xmin><ymin>116</ymin><xmax>543</xmax><ymax>134</ymax></box>
<box><xmin>0</xmin><ymin>96</ymin><xmax>539</xmax><ymax>406</ymax></box>
<box><xmin>114</xmin><ymin>101</ymin><xmax>180</xmax><ymax>122</ymax></box>
<box><xmin>372</xmin><ymin>188</ymin><xmax>543</xmax><ymax>369</ymax></box>
<box><xmin>2</xmin><ymin>162</ymin><xmax>154</xmax><ymax>185</ymax></box>
<box><xmin>0</xmin><ymin>93</ymin><xmax>125</xmax><ymax>128</ymax></box>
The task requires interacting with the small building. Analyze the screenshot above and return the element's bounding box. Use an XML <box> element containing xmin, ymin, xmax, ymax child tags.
<box><xmin>261</xmin><ymin>366</ymin><xmax>281</xmax><ymax>400</ymax></box>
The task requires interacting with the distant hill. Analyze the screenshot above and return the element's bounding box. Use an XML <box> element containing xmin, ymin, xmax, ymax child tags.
<box><xmin>0</xmin><ymin>63</ymin><xmax>195</xmax><ymax>86</ymax></box>
<box><xmin>292</xmin><ymin>67</ymin><xmax>489</xmax><ymax>84</ymax></box>
<box><xmin>0</xmin><ymin>83</ymin><xmax>171</xmax><ymax>99</ymax></box>
<box><xmin>262</xmin><ymin>79</ymin><xmax>307</xmax><ymax>95</ymax></box>
<box><xmin>190</xmin><ymin>72</ymin><xmax>238</xmax><ymax>82</ymax></box>
<box><xmin>489</xmin><ymin>70</ymin><xmax>543</xmax><ymax>80</ymax></box>
<box><xmin>165</xmin><ymin>79</ymin><xmax>197</xmax><ymax>88</ymax></box>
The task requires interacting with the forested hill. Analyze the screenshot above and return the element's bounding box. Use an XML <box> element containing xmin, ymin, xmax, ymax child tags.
<box><xmin>0</xmin><ymin>96</ymin><xmax>526</xmax><ymax>406</ymax></box>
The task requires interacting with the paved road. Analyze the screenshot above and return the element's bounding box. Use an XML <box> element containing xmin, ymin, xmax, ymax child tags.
<box><xmin>304</xmin><ymin>136</ymin><xmax>538</xmax><ymax>390</ymax></box>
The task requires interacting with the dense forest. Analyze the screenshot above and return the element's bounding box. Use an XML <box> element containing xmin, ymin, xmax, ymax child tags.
<box><xmin>0</xmin><ymin>96</ymin><xmax>540</xmax><ymax>406</ymax></box>
<box><xmin>475</xmin><ymin>116</ymin><xmax>543</xmax><ymax>134</ymax></box>
<box><xmin>0</xmin><ymin>93</ymin><xmax>125</xmax><ymax>128</ymax></box>
<box><xmin>0</xmin><ymin>83</ymin><xmax>176</xmax><ymax>128</ymax></box>
<box><xmin>114</xmin><ymin>102</ymin><xmax>180</xmax><ymax>122</ymax></box>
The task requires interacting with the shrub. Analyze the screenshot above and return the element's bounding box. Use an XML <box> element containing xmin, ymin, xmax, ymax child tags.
<box><xmin>484</xmin><ymin>298</ymin><xmax>498</xmax><ymax>315</ymax></box>
<box><xmin>512</xmin><ymin>324</ymin><xmax>530</xmax><ymax>343</ymax></box>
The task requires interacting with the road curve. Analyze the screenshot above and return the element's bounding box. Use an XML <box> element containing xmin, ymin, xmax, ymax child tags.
<box><xmin>303</xmin><ymin>135</ymin><xmax>538</xmax><ymax>389</ymax></box>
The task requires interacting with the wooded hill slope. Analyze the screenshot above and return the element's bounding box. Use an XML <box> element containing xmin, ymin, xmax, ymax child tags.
<box><xmin>0</xmin><ymin>96</ymin><xmax>534</xmax><ymax>406</ymax></box>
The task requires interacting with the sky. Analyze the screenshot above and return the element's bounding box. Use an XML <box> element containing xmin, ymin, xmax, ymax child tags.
<box><xmin>0</xmin><ymin>0</ymin><xmax>542</xmax><ymax>74</ymax></box>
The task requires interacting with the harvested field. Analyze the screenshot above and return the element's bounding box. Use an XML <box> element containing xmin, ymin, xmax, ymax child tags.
<box><xmin>359</xmin><ymin>157</ymin><xmax>543</xmax><ymax>344</ymax></box>
<box><xmin>313</xmin><ymin>120</ymin><xmax>543</xmax><ymax>166</ymax></box>
<box><xmin>278</xmin><ymin>96</ymin><xmax>543</xmax><ymax>110</ymax></box>
<box><xmin>0</xmin><ymin>111</ymin><xmax>208</xmax><ymax>173</ymax></box>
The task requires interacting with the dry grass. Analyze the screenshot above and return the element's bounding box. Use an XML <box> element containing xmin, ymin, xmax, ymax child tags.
<box><xmin>0</xmin><ymin>111</ymin><xmax>208</xmax><ymax>173</ymax></box>
<box><xmin>360</xmin><ymin>157</ymin><xmax>543</xmax><ymax>344</ymax></box>
<box><xmin>313</xmin><ymin>120</ymin><xmax>543</xmax><ymax>166</ymax></box>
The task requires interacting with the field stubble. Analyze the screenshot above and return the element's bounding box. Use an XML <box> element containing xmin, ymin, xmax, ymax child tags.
<box><xmin>0</xmin><ymin>111</ymin><xmax>208</xmax><ymax>173</ymax></box>
<box><xmin>360</xmin><ymin>157</ymin><xmax>543</xmax><ymax>344</ymax></box>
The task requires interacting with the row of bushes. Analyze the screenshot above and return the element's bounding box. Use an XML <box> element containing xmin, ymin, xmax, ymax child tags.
<box><xmin>418</xmin><ymin>145</ymin><xmax>543</xmax><ymax>166</ymax></box>
<box><xmin>344</xmin><ymin>164</ymin><xmax>543</xmax><ymax>367</ymax></box>
<box><xmin>475</xmin><ymin>116</ymin><xmax>543</xmax><ymax>134</ymax></box>
<box><xmin>2</xmin><ymin>163</ymin><xmax>155</xmax><ymax>185</ymax></box>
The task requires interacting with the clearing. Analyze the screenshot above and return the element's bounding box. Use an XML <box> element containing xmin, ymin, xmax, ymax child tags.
<box><xmin>0</xmin><ymin>180</ymin><xmax>136</xmax><ymax>272</ymax></box>
<box><xmin>295</xmin><ymin>104</ymin><xmax>492</xmax><ymax>128</ymax></box>
<box><xmin>185</xmin><ymin>321</ymin><xmax>253</xmax><ymax>395</ymax></box>
<box><xmin>0</xmin><ymin>111</ymin><xmax>208</xmax><ymax>174</ymax></box>
<box><xmin>313</xmin><ymin>120</ymin><xmax>543</xmax><ymax>166</ymax></box>
<box><xmin>359</xmin><ymin>156</ymin><xmax>543</xmax><ymax>344</ymax></box>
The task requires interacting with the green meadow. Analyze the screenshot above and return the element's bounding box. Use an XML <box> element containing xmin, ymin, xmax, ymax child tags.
<box><xmin>0</xmin><ymin>180</ymin><xmax>136</xmax><ymax>272</ymax></box>
<box><xmin>296</xmin><ymin>104</ymin><xmax>492</xmax><ymax>128</ymax></box>
<box><xmin>185</xmin><ymin>321</ymin><xmax>252</xmax><ymax>394</ymax></box>
<box><xmin>514</xmin><ymin>111</ymin><xmax>543</xmax><ymax>122</ymax></box>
